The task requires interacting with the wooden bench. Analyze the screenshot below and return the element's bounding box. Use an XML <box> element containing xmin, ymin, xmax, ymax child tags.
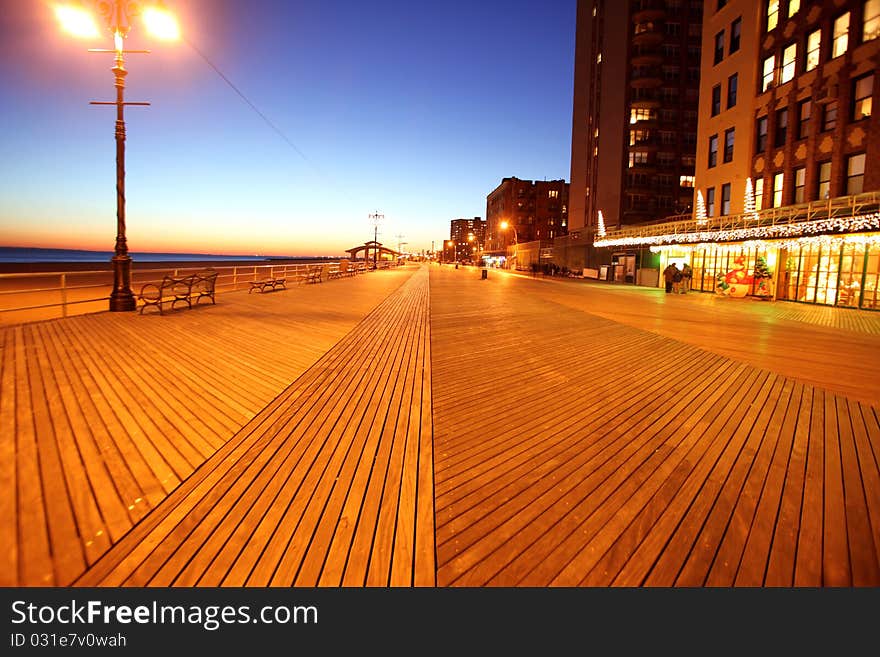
<box><xmin>248</xmin><ymin>277</ymin><xmax>286</xmax><ymax>294</ymax></box>
<box><xmin>138</xmin><ymin>270</ymin><xmax>218</xmax><ymax>314</ymax></box>
<box><xmin>305</xmin><ymin>265</ymin><xmax>324</xmax><ymax>284</ymax></box>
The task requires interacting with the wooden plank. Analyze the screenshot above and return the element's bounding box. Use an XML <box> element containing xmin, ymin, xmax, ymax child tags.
<box><xmin>822</xmin><ymin>392</ymin><xmax>851</xmax><ymax>585</ymax></box>
<box><xmin>0</xmin><ymin>329</ymin><xmax>19</xmax><ymax>586</ymax></box>
<box><xmin>795</xmin><ymin>387</ymin><xmax>825</xmax><ymax>585</ymax></box>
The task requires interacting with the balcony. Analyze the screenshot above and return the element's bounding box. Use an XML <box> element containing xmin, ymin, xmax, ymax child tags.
<box><xmin>632</xmin><ymin>22</ymin><xmax>664</xmax><ymax>47</ymax></box>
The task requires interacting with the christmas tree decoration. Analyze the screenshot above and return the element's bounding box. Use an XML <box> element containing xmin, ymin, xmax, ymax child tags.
<box><xmin>744</xmin><ymin>177</ymin><xmax>757</xmax><ymax>220</ymax></box>
<box><xmin>695</xmin><ymin>190</ymin><xmax>707</xmax><ymax>224</ymax></box>
<box><xmin>597</xmin><ymin>210</ymin><xmax>606</xmax><ymax>237</ymax></box>
<box><xmin>753</xmin><ymin>253</ymin><xmax>774</xmax><ymax>298</ymax></box>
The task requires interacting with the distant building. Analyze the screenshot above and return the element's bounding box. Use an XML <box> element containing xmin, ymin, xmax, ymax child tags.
<box><xmin>594</xmin><ymin>0</ymin><xmax>880</xmax><ymax>310</ymax></box>
<box><xmin>449</xmin><ymin>217</ymin><xmax>486</xmax><ymax>262</ymax></box>
<box><xmin>485</xmin><ymin>178</ymin><xmax>569</xmax><ymax>262</ymax></box>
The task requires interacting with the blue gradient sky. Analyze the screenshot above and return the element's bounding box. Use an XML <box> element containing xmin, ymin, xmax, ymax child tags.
<box><xmin>0</xmin><ymin>0</ymin><xmax>575</xmax><ymax>257</ymax></box>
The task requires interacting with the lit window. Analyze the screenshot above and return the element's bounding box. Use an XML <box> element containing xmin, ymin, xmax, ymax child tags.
<box><xmin>832</xmin><ymin>13</ymin><xmax>850</xmax><ymax>58</ymax></box>
<box><xmin>846</xmin><ymin>153</ymin><xmax>865</xmax><ymax>194</ymax></box>
<box><xmin>781</xmin><ymin>43</ymin><xmax>797</xmax><ymax>83</ymax></box>
<box><xmin>680</xmin><ymin>175</ymin><xmax>695</xmax><ymax>187</ymax></box>
<box><xmin>629</xmin><ymin>152</ymin><xmax>648</xmax><ymax>167</ymax></box>
<box><xmin>852</xmin><ymin>74</ymin><xmax>873</xmax><ymax>120</ymax></box>
<box><xmin>805</xmin><ymin>29</ymin><xmax>821</xmax><ymax>71</ymax></box>
<box><xmin>865</xmin><ymin>0</ymin><xmax>880</xmax><ymax>41</ymax></box>
<box><xmin>762</xmin><ymin>55</ymin><xmax>775</xmax><ymax>91</ymax></box>
<box><xmin>773</xmin><ymin>172</ymin><xmax>784</xmax><ymax>207</ymax></box>
<box><xmin>767</xmin><ymin>0</ymin><xmax>779</xmax><ymax>32</ymax></box>
<box><xmin>548</xmin><ymin>190</ymin><xmax>559</xmax><ymax>198</ymax></box>
<box><xmin>817</xmin><ymin>161</ymin><xmax>832</xmax><ymax>199</ymax></box>
<box><xmin>794</xmin><ymin>167</ymin><xmax>806</xmax><ymax>203</ymax></box>
<box><xmin>754</xmin><ymin>177</ymin><xmax>765</xmax><ymax>211</ymax></box>
<box><xmin>788</xmin><ymin>0</ymin><xmax>800</xmax><ymax>18</ymax></box>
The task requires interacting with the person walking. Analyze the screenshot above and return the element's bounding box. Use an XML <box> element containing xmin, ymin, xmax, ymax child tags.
<box><xmin>662</xmin><ymin>262</ymin><xmax>678</xmax><ymax>294</ymax></box>
<box><xmin>680</xmin><ymin>262</ymin><xmax>693</xmax><ymax>294</ymax></box>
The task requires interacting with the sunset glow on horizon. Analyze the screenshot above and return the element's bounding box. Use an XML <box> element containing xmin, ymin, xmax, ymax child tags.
<box><xmin>1</xmin><ymin>0</ymin><xmax>575</xmax><ymax>257</ymax></box>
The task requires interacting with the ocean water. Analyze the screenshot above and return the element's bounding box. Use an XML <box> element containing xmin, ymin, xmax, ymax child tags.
<box><xmin>0</xmin><ymin>246</ymin><xmax>328</xmax><ymax>264</ymax></box>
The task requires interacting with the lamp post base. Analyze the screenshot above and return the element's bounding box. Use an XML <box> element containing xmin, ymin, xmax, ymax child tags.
<box><xmin>109</xmin><ymin>254</ymin><xmax>136</xmax><ymax>312</ymax></box>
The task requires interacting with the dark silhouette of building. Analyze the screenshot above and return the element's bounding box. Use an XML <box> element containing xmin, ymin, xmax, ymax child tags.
<box><xmin>568</xmin><ymin>0</ymin><xmax>704</xmax><ymax>240</ymax></box>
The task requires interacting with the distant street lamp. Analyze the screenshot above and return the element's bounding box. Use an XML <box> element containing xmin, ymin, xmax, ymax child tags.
<box><xmin>55</xmin><ymin>1</ymin><xmax>180</xmax><ymax>312</ymax></box>
<box><xmin>500</xmin><ymin>220</ymin><xmax>518</xmax><ymax>269</ymax></box>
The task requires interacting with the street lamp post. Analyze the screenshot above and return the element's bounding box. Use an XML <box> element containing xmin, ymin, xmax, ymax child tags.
<box><xmin>500</xmin><ymin>220</ymin><xmax>518</xmax><ymax>269</ymax></box>
<box><xmin>55</xmin><ymin>2</ymin><xmax>180</xmax><ymax>312</ymax></box>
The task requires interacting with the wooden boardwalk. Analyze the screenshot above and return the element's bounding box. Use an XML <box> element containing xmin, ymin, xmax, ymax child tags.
<box><xmin>2</xmin><ymin>263</ymin><xmax>878</xmax><ymax>587</ymax></box>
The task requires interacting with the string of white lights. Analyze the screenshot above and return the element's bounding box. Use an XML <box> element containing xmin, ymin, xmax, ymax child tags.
<box><xmin>594</xmin><ymin>212</ymin><xmax>880</xmax><ymax>249</ymax></box>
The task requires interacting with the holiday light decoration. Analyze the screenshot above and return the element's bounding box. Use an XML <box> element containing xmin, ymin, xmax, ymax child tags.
<box><xmin>594</xmin><ymin>211</ymin><xmax>880</xmax><ymax>248</ymax></box>
<box><xmin>695</xmin><ymin>190</ymin><xmax>707</xmax><ymax>225</ymax></box>
<box><xmin>597</xmin><ymin>210</ymin><xmax>606</xmax><ymax>237</ymax></box>
<box><xmin>744</xmin><ymin>177</ymin><xmax>757</xmax><ymax>220</ymax></box>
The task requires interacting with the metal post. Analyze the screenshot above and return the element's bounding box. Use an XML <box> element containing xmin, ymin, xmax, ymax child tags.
<box><xmin>108</xmin><ymin>42</ymin><xmax>135</xmax><ymax>311</ymax></box>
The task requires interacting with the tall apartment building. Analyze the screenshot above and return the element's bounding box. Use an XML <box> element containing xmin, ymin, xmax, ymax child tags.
<box><xmin>568</xmin><ymin>0</ymin><xmax>704</xmax><ymax>239</ymax></box>
<box><xmin>595</xmin><ymin>0</ymin><xmax>880</xmax><ymax>310</ymax></box>
<box><xmin>485</xmin><ymin>177</ymin><xmax>569</xmax><ymax>252</ymax></box>
<box><xmin>449</xmin><ymin>216</ymin><xmax>486</xmax><ymax>262</ymax></box>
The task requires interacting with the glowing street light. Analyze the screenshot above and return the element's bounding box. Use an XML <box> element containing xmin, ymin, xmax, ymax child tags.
<box><xmin>55</xmin><ymin>1</ymin><xmax>181</xmax><ymax>312</ymax></box>
<box><xmin>499</xmin><ymin>220</ymin><xmax>518</xmax><ymax>269</ymax></box>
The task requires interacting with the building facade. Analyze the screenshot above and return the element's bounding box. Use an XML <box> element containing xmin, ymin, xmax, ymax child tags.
<box><xmin>449</xmin><ymin>217</ymin><xmax>486</xmax><ymax>263</ymax></box>
<box><xmin>595</xmin><ymin>0</ymin><xmax>880</xmax><ymax>311</ymax></box>
<box><xmin>485</xmin><ymin>177</ymin><xmax>569</xmax><ymax>261</ymax></box>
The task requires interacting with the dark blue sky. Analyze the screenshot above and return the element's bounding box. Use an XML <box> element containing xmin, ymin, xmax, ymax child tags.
<box><xmin>0</xmin><ymin>0</ymin><xmax>576</xmax><ymax>256</ymax></box>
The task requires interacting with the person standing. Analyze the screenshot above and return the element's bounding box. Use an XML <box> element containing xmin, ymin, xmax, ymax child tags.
<box><xmin>680</xmin><ymin>262</ymin><xmax>693</xmax><ymax>294</ymax></box>
<box><xmin>662</xmin><ymin>263</ymin><xmax>678</xmax><ymax>294</ymax></box>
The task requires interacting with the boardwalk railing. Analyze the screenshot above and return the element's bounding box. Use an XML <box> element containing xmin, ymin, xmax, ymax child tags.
<box><xmin>0</xmin><ymin>262</ymin><xmax>351</xmax><ymax>325</ymax></box>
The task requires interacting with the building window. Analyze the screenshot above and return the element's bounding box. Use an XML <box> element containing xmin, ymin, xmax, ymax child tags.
<box><xmin>629</xmin><ymin>152</ymin><xmax>649</xmax><ymax>167</ymax></box>
<box><xmin>708</xmin><ymin>134</ymin><xmax>718</xmax><ymax>167</ymax></box>
<box><xmin>755</xmin><ymin>177</ymin><xmax>765</xmax><ymax>211</ymax></box>
<box><xmin>794</xmin><ymin>167</ymin><xmax>806</xmax><ymax>203</ymax></box>
<box><xmin>775</xmin><ymin>108</ymin><xmax>788</xmax><ymax>147</ymax></box>
<box><xmin>781</xmin><ymin>43</ymin><xmax>797</xmax><ymax>84</ymax></box>
<box><xmin>706</xmin><ymin>187</ymin><xmax>716</xmax><ymax>216</ymax></box>
<box><xmin>756</xmin><ymin>116</ymin><xmax>769</xmax><ymax>151</ymax></box>
<box><xmin>730</xmin><ymin>17</ymin><xmax>742</xmax><ymax>53</ymax></box>
<box><xmin>718</xmin><ymin>0</ymin><xmax>727</xmax><ymax>9</ymax></box>
<box><xmin>548</xmin><ymin>190</ymin><xmax>559</xmax><ymax>198</ymax></box>
<box><xmin>852</xmin><ymin>74</ymin><xmax>874</xmax><ymax>120</ymax></box>
<box><xmin>847</xmin><ymin>153</ymin><xmax>866</xmax><ymax>194</ymax></box>
<box><xmin>727</xmin><ymin>73</ymin><xmax>738</xmax><ymax>108</ymax></box>
<box><xmin>721</xmin><ymin>183</ymin><xmax>731</xmax><ymax>215</ymax></box>
<box><xmin>714</xmin><ymin>30</ymin><xmax>725</xmax><ymax>64</ymax></box>
<box><xmin>788</xmin><ymin>0</ymin><xmax>800</xmax><ymax>18</ymax></box>
<box><xmin>680</xmin><ymin>175</ymin><xmax>695</xmax><ymax>187</ymax></box>
<box><xmin>817</xmin><ymin>161</ymin><xmax>832</xmax><ymax>199</ymax></box>
<box><xmin>724</xmin><ymin>128</ymin><xmax>735</xmax><ymax>162</ymax></box>
<box><xmin>797</xmin><ymin>99</ymin><xmax>811</xmax><ymax>139</ymax></box>
<box><xmin>805</xmin><ymin>29</ymin><xmax>821</xmax><ymax>71</ymax></box>
<box><xmin>630</xmin><ymin>108</ymin><xmax>656</xmax><ymax>123</ymax></box>
<box><xmin>865</xmin><ymin>0</ymin><xmax>880</xmax><ymax>41</ymax></box>
<box><xmin>767</xmin><ymin>0</ymin><xmax>780</xmax><ymax>32</ymax></box>
<box><xmin>711</xmin><ymin>85</ymin><xmax>722</xmax><ymax>116</ymax></box>
<box><xmin>762</xmin><ymin>55</ymin><xmax>775</xmax><ymax>91</ymax></box>
<box><xmin>773</xmin><ymin>172</ymin><xmax>784</xmax><ymax>207</ymax></box>
<box><xmin>832</xmin><ymin>13</ymin><xmax>850</xmax><ymax>58</ymax></box>
<box><xmin>822</xmin><ymin>100</ymin><xmax>838</xmax><ymax>131</ymax></box>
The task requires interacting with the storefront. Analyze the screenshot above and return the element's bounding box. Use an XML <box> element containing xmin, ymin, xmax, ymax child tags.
<box><xmin>651</xmin><ymin>233</ymin><xmax>880</xmax><ymax>310</ymax></box>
